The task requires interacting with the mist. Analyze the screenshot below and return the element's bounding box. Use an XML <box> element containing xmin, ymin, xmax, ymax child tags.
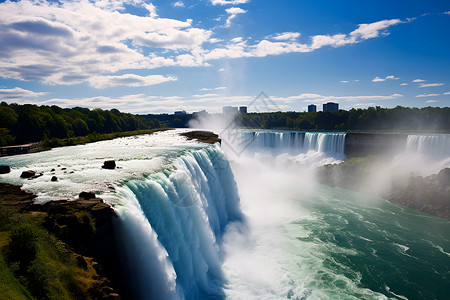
<box><xmin>189</xmin><ymin>113</ymin><xmax>450</xmax><ymax>298</ymax></box>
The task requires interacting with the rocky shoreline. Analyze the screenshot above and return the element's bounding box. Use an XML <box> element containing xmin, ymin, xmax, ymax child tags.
<box><xmin>180</xmin><ymin>130</ymin><xmax>221</xmax><ymax>144</ymax></box>
<box><xmin>0</xmin><ymin>183</ymin><xmax>122</xmax><ymax>299</ymax></box>
<box><xmin>317</xmin><ymin>158</ymin><xmax>450</xmax><ymax>219</ymax></box>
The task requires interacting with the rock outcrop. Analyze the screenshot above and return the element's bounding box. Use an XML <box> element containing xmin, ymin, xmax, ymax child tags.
<box><xmin>79</xmin><ymin>191</ymin><xmax>96</xmax><ymax>199</ymax></box>
<box><xmin>180</xmin><ymin>130</ymin><xmax>221</xmax><ymax>144</ymax></box>
<box><xmin>20</xmin><ymin>170</ymin><xmax>36</xmax><ymax>178</ymax></box>
<box><xmin>0</xmin><ymin>183</ymin><xmax>122</xmax><ymax>298</ymax></box>
<box><xmin>0</xmin><ymin>165</ymin><xmax>11</xmax><ymax>174</ymax></box>
<box><xmin>102</xmin><ymin>160</ymin><xmax>116</xmax><ymax>169</ymax></box>
<box><xmin>318</xmin><ymin>159</ymin><xmax>450</xmax><ymax>219</ymax></box>
<box><xmin>37</xmin><ymin>197</ymin><xmax>122</xmax><ymax>297</ymax></box>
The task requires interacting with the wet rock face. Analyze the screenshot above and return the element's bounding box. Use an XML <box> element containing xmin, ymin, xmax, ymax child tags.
<box><xmin>37</xmin><ymin>197</ymin><xmax>122</xmax><ymax>297</ymax></box>
<box><xmin>20</xmin><ymin>170</ymin><xmax>36</xmax><ymax>178</ymax></box>
<box><xmin>0</xmin><ymin>165</ymin><xmax>11</xmax><ymax>174</ymax></box>
<box><xmin>437</xmin><ymin>168</ymin><xmax>450</xmax><ymax>187</ymax></box>
<box><xmin>102</xmin><ymin>160</ymin><xmax>116</xmax><ymax>169</ymax></box>
<box><xmin>79</xmin><ymin>191</ymin><xmax>96</xmax><ymax>199</ymax></box>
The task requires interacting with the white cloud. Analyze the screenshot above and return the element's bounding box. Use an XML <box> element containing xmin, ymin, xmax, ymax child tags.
<box><xmin>88</xmin><ymin>74</ymin><xmax>177</xmax><ymax>89</ymax></box>
<box><xmin>350</xmin><ymin>19</ymin><xmax>402</xmax><ymax>39</ymax></box>
<box><xmin>354</xmin><ymin>103</ymin><xmax>377</xmax><ymax>107</ymax></box>
<box><xmin>225</xmin><ymin>7</ymin><xmax>247</xmax><ymax>27</ymax></box>
<box><xmin>144</xmin><ymin>3</ymin><xmax>158</xmax><ymax>18</ymax></box>
<box><xmin>0</xmin><ymin>0</ymin><xmax>211</xmax><ymax>85</ymax></box>
<box><xmin>419</xmin><ymin>83</ymin><xmax>444</xmax><ymax>88</ymax></box>
<box><xmin>372</xmin><ymin>75</ymin><xmax>399</xmax><ymax>82</ymax></box>
<box><xmin>400</xmin><ymin>83</ymin><xmax>408</xmax><ymax>86</ymax></box>
<box><xmin>444</xmin><ymin>92</ymin><xmax>450</xmax><ymax>95</ymax></box>
<box><xmin>415</xmin><ymin>93</ymin><xmax>439</xmax><ymax>98</ymax></box>
<box><xmin>443</xmin><ymin>11</ymin><xmax>450</xmax><ymax>15</ymax></box>
<box><xmin>209</xmin><ymin>38</ymin><xmax>223</xmax><ymax>43</ymax></box>
<box><xmin>172</xmin><ymin>1</ymin><xmax>185</xmax><ymax>8</ymax></box>
<box><xmin>192</xmin><ymin>93</ymin><xmax>220</xmax><ymax>98</ymax></box>
<box><xmin>211</xmin><ymin>0</ymin><xmax>250</xmax><ymax>5</ymax></box>
<box><xmin>271</xmin><ymin>93</ymin><xmax>403</xmax><ymax>104</ymax></box>
<box><xmin>205</xmin><ymin>18</ymin><xmax>404</xmax><ymax>60</ymax></box>
<box><xmin>4</xmin><ymin>90</ymin><xmax>406</xmax><ymax>114</ymax></box>
<box><xmin>426</xmin><ymin>100</ymin><xmax>438</xmax><ymax>103</ymax></box>
<box><xmin>0</xmin><ymin>87</ymin><xmax>47</xmax><ymax>99</ymax></box>
<box><xmin>199</xmin><ymin>86</ymin><xmax>227</xmax><ymax>91</ymax></box>
<box><xmin>341</xmin><ymin>80</ymin><xmax>349</xmax><ymax>83</ymax></box>
<box><xmin>218</xmin><ymin>68</ymin><xmax>225</xmax><ymax>72</ymax></box>
<box><xmin>0</xmin><ymin>1</ymin><xmax>412</xmax><ymax>89</ymax></box>
<box><xmin>271</xmin><ymin>32</ymin><xmax>301</xmax><ymax>41</ymax></box>
<box><xmin>412</xmin><ymin>79</ymin><xmax>426</xmax><ymax>82</ymax></box>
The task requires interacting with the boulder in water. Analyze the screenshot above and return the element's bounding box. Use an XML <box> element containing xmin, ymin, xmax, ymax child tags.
<box><xmin>102</xmin><ymin>160</ymin><xmax>116</xmax><ymax>170</ymax></box>
<box><xmin>0</xmin><ymin>165</ymin><xmax>11</xmax><ymax>174</ymax></box>
<box><xmin>20</xmin><ymin>170</ymin><xmax>36</xmax><ymax>178</ymax></box>
<box><xmin>79</xmin><ymin>191</ymin><xmax>96</xmax><ymax>199</ymax></box>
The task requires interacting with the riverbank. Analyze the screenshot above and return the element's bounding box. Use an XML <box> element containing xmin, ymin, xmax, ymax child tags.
<box><xmin>0</xmin><ymin>183</ymin><xmax>121</xmax><ymax>299</ymax></box>
<box><xmin>1</xmin><ymin>128</ymin><xmax>169</xmax><ymax>157</ymax></box>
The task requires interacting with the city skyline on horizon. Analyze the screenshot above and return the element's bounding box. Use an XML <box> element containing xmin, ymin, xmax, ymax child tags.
<box><xmin>0</xmin><ymin>0</ymin><xmax>449</xmax><ymax>114</ymax></box>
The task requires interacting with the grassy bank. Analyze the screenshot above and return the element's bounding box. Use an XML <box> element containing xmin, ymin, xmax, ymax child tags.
<box><xmin>0</xmin><ymin>184</ymin><xmax>118</xmax><ymax>299</ymax></box>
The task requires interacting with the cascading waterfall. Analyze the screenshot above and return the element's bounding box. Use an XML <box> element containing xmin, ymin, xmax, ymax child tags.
<box><xmin>304</xmin><ymin>132</ymin><xmax>346</xmax><ymax>154</ymax></box>
<box><xmin>406</xmin><ymin>134</ymin><xmax>450</xmax><ymax>159</ymax></box>
<box><xmin>0</xmin><ymin>129</ymin><xmax>449</xmax><ymax>299</ymax></box>
<box><xmin>113</xmin><ymin>144</ymin><xmax>243</xmax><ymax>300</ymax></box>
<box><xmin>240</xmin><ymin>131</ymin><xmax>346</xmax><ymax>156</ymax></box>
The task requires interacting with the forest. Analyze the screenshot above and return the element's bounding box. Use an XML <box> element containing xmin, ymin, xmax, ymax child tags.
<box><xmin>0</xmin><ymin>102</ymin><xmax>163</xmax><ymax>146</ymax></box>
<box><xmin>1</xmin><ymin>102</ymin><xmax>449</xmax><ymax>147</ymax></box>
<box><xmin>236</xmin><ymin>106</ymin><xmax>450</xmax><ymax>132</ymax></box>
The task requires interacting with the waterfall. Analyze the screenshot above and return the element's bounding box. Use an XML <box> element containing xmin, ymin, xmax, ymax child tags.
<box><xmin>114</xmin><ymin>144</ymin><xmax>243</xmax><ymax>300</ymax></box>
<box><xmin>406</xmin><ymin>134</ymin><xmax>450</xmax><ymax>159</ymax></box>
<box><xmin>239</xmin><ymin>131</ymin><xmax>346</xmax><ymax>156</ymax></box>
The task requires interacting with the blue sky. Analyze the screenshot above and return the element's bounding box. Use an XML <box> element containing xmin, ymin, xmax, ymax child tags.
<box><xmin>0</xmin><ymin>0</ymin><xmax>449</xmax><ymax>113</ymax></box>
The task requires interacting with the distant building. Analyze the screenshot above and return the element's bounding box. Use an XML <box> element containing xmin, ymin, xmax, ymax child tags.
<box><xmin>174</xmin><ymin>110</ymin><xmax>186</xmax><ymax>115</ymax></box>
<box><xmin>308</xmin><ymin>104</ymin><xmax>317</xmax><ymax>113</ymax></box>
<box><xmin>223</xmin><ymin>106</ymin><xmax>238</xmax><ymax>114</ymax></box>
<box><xmin>323</xmin><ymin>102</ymin><xmax>339</xmax><ymax>112</ymax></box>
<box><xmin>239</xmin><ymin>106</ymin><xmax>248</xmax><ymax>114</ymax></box>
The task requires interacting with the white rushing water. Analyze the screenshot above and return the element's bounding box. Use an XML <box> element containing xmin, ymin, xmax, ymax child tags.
<box><xmin>236</xmin><ymin>130</ymin><xmax>346</xmax><ymax>156</ymax></box>
<box><xmin>1</xmin><ymin>129</ymin><xmax>449</xmax><ymax>299</ymax></box>
<box><xmin>406</xmin><ymin>134</ymin><xmax>450</xmax><ymax>160</ymax></box>
<box><xmin>0</xmin><ymin>129</ymin><xmax>243</xmax><ymax>299</ymax></box>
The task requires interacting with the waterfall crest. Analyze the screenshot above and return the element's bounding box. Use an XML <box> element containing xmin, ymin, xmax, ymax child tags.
<box><xmin>406</xmin><ymin>134</ymin><xmax>450</xmax><ymax>159</ymax></box>
<box><xmin>114</xmin><ymin>144</ymin><xmax>242</xmax><ymax>300</ymax></box>
<box><xmin>239</xmin><ymin>131</ymin><xmax>346</xmax><ymax>156</ymax></box>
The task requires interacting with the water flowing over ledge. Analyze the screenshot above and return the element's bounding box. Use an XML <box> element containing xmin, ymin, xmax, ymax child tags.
<box><xmin>113</xmin><ymin>144</ymin><xmax>243</xmax><ymax>299</ymax></box>
<box><xmin>237</xmin><ymin>131</ymin><xmax>346</xmax><ymax>156</ymax></box>
<box><xmin>1</xmin><ymin>129</ymin><xmax>449</xmax><ymax>299</ymax></box>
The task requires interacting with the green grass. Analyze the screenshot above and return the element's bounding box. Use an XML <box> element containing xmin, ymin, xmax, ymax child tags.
<box><xmin>0</xmin><ymin>208</ymin><xmax>103</xmax><ymax>300</ymax></box>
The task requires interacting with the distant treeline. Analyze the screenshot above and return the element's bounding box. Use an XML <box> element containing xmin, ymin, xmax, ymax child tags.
<box><xmin>237</xmin><ymin>106</ymin><xmax>450</xmax><ymax>132</ymax></box>
<box><xmin>1</xmin><ymin>103</ymin><xmax>449</xmax><ymax>146</ymax></box>
<box><xmin>0</xmin><ymin>102</ymin><xmax>193</xmax><ymax>146</ymax></box>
